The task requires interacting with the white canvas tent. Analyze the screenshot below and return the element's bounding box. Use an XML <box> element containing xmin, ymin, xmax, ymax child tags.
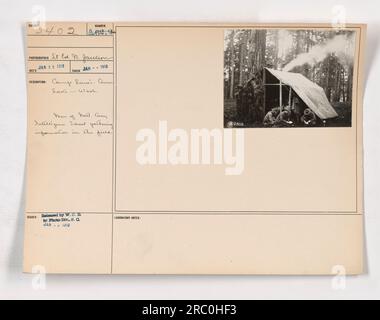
<box><xmin>265</xmin><ymin>68</ymin><xmax>338</xmax><ymax>120</ymax></box>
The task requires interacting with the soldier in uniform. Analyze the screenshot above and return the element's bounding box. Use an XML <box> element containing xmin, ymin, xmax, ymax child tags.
<box><xmin>263</xmin><ymin>107</ymin><xmax>280</xmax><ymax>127</ymax></box>
<box><xmin>301</xmin><ymin>108</ymin><xmax>317</xmax><ymax>127</ymax></box>
<box><xmin>275</xmin><ymin>109</ymin><xmax>294</xmax><ymax>127</ymax></box>
<box><xmin>253</xmin><ymin>77</ymin><xmax>264</xmax><ymax>124</ymax></box>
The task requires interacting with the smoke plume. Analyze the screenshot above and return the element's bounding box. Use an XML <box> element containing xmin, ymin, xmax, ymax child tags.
<box><xmin>283</xmin><ymin>33</ymin><xmax>356</xmax><ymax>72</ymax></box>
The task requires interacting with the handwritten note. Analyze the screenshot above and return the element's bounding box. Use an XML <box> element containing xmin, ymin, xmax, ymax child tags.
<box><xmin>33</xmin><ymin>111</ymin><xmax>113</xmax><ymax>137</ymax></box>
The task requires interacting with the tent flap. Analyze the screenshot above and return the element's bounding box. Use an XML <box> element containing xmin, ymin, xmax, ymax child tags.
<box><xmin>265</xmin><ymin>68</ymin><xmax>338</xmax><ymax>120</ymax></box>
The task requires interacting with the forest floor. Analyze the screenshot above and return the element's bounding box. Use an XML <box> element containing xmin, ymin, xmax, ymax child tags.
<box><xmin>224</xmin><ymin>99</ymin><xmax>237</xmax><ymax>127</ymax></box>
<box><xmin>224</xmin><ymin>99</ymin><xmax>352</xmax><ymax>128</ymax></box>
<box><xmin>330</xmin><ymin>102</ymin><xmax>352</xmax><ymax>127</ymax></box>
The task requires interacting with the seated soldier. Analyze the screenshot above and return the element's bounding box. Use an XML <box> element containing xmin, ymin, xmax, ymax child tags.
<box><xmin>284</xmin><ymin>105</ymin><xmax>299</xmax><ymax>125</ymax></box>
<box><xmin>301</xmin><ymin>108</ymin><xmax>317</xmax><ymax>127</ymax></box>
<box><xmin>263</xmin><ymin>108</ymin><xmax>280</xmax><ymax>127</ymax></box>
<box><xmin>275</xmin><ymin>109</ymin><xmax>294</xmax><ymax>127</ymax></box>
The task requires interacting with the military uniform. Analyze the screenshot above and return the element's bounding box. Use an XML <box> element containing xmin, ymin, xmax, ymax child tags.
<box><xmin>301</xmin><ymin>108</ymin><xmax>317</xmax><ymax>127</ymax></box>
<box><xmin>275</xmin><ymin>110</ymin><xmax>294</xmax><ymax>127</ymax></box>
<box><xmin>263</xmin><ymin>109</ymin><xmax>278</xmax><ymax>127</ymax></box>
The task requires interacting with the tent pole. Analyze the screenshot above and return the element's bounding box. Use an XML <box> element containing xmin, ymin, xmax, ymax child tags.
<box><xmin>279</xmin><ymin>80</ymin><xmax>282</xmax><ymax>112</ymax></box>
<box><xmin>263</xmin><ymin>69</ymin><xmax>266</xmax><ymax>116</ymax></box>
<box><xmin>288</xmin><ymin>87</ymin><xmax>292</xmax><ymax>106</ymax></box>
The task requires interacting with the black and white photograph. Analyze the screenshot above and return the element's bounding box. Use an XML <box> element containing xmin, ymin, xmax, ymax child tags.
<box><xmin>1</xmin><ymin>0</ymin><xmax>379</xmax><ymax>303</ymax></box>
<box><xmin>224</xmin><ymin>28</ymin><xmax>357</xmax><ymax>128</ymax></box>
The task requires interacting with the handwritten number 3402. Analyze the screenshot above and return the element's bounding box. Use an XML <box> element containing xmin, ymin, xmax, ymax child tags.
<box><xmin>35</xmin><ymin>26</ymin><xmax>75</xmax><ymax>35</ymax></box>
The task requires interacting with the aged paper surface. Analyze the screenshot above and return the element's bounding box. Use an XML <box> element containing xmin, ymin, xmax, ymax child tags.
<box><xmin>24</xmin><ymin>22</ymin><xmax>366</xmax><ymax>274</ymax></box>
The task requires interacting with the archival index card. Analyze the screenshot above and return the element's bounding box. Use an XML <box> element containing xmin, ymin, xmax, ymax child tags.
<box><xmin>24</xmin><ymin>23</ymin><xmax>366</xmax><ymax>274</ymax></box>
